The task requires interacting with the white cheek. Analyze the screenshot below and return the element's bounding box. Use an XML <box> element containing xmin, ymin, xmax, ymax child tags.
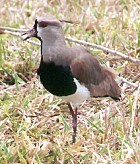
<box><xmin>37</xmin><ymin>26</ymin><xmax>42</xmax><ymax>38</ymax></box>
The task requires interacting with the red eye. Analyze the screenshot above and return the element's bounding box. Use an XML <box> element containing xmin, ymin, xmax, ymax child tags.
<box><xmin>38</xmin><ymin>21</ymin><xmax>48</xmax><ymax>28</ymax></box>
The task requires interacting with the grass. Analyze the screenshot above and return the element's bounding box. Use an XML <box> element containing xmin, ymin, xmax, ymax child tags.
<box><xmin>0</xmin><ymin>0</ymin><xmax>140</xmax><ymax>163</ymax></box>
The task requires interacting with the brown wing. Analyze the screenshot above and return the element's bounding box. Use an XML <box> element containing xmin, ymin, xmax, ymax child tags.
<box><xmin>70</xmin><ymin>54</ymin><xmax>121</xmax><ymax>99</ymax></box>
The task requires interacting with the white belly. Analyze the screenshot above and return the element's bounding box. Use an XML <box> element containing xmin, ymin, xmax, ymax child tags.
<box><xmin>61</xmin><ymin>78</ymin><xmax>90</xmax><ymax>107</ymax></box>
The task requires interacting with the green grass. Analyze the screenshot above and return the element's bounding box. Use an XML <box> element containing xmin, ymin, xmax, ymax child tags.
<box><xmin>0</xmin><ymin>0</ymin><xmax>140</xmax><ymax>163</ymax></box>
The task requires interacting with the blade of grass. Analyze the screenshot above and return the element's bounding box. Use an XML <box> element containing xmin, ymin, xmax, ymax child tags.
<box><xmin>60</xmin><ymin>114</ymin><xmax>70</xmax><ymax>132</ymax></box>
<box><xmin>86</xmin><ymin>118</ymin><xmax>104</xmax><ymax>134</ymax></box>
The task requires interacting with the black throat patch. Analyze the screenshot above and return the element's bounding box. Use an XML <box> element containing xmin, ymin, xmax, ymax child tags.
<box><xmin>37</xmin><ymin>61</ymin><xmax>77</xmax><ymax>96</ymax></box>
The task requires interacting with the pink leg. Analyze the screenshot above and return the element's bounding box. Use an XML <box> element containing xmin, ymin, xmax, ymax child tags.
<box><xmin>68</xmin><ymin>103</ymin><xmax>78</xmax><ymax>143</ymax></box>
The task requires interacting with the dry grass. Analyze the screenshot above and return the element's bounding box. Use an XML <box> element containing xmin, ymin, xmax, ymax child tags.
<box><xmin>0</xmin><ymin>0</ymin><xmax>140</xmax><ymax>163</ymax></box>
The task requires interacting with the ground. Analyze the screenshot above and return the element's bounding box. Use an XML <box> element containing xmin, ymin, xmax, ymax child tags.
<box><xmin>0</xmin><ymin>0</ymin><xmax>140</xmax><ymax>163</ymax></box>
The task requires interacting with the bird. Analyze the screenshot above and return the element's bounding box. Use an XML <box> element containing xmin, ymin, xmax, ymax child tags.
<box><xmin>22</xmin><ymin>14</ymin><xmax>121</xmax><ymax>143</ymax></box>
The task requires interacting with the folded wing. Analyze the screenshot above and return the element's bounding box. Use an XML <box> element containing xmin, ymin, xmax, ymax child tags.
<box><xmin>70</xmin><ymin>54</ymin><xmax>121</xmax><ymax>100</ymax></box>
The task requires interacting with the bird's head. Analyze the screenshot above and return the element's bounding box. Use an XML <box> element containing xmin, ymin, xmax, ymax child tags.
<box><xmin>22</xmin><ymin>14</ymin><xmax>62</xmax><ymax>41</ymax></box>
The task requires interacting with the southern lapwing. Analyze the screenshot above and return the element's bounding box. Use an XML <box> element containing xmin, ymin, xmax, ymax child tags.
<box><xmin>22</xmin><ymin>14</ymin><xmax>121</xmax><ymax>143</ymax></box>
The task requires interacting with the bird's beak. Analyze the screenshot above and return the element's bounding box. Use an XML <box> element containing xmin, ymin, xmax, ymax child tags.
<box><xmin>22</xmin><ymin>28</ymin><xmax>37</xmax><ymax>40</ymax></box>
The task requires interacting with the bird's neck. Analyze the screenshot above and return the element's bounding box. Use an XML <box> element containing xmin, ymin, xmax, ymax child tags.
<box><xmin>41</xmin><ymin>27</ymin><xmax>66</xmax><ymax>46</ymax></box>
<box><xmin>41</xmin><ymin>32</ymin><xmax>66</xmax><ymax>62</ymax></box>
